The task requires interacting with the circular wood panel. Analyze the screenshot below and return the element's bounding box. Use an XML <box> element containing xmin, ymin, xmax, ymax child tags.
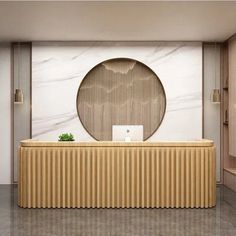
<box><xmin>77</xmin><ymin>58</ymin><xmax>166</xmax><ymax>141</ymax></box>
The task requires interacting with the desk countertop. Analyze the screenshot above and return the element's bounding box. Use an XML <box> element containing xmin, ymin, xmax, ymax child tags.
<box><xmin>20</xmin><ymin>139</ymin><xmax>214</xmax><ymax>147</ymax></box>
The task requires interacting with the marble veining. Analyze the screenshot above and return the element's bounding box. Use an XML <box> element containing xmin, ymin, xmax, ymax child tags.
<box><xmin>32</xmin><ymin>42</ymin><xmax>202</xmax><ymax>141</ymax></box>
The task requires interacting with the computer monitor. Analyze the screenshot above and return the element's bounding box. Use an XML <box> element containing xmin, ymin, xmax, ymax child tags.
<box><xmin>112</xmin><ymin>125</ymin><xmax>144</xmax><ymax>141</ymax></box>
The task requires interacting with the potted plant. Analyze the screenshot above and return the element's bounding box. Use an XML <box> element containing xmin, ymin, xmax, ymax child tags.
<box><xmin>58</xmin><ymin>133</ymin><xmax>75</xmax><ymax>141</ymax></box>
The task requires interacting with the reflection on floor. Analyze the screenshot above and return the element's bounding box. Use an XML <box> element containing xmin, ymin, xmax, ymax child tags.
<box><xmin>0</xmin><ymin>185</ymin><xmax>236</xmax><ymax>236</ymax></box>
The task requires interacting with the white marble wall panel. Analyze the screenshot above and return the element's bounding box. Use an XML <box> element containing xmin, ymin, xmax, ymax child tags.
<box><xmin>32</xmin><ymin>42</ymin><xmax>202</xmax><ymax>141</ymax></box>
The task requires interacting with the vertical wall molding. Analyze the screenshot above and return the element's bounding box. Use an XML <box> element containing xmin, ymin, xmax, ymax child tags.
<box><xmin>203</xmin><ymin>43</ymin><xmax>221</xmax><ymax>182</ymax></box>
<box><xmin>12</xmin><ymin>42</ymin><xmax>32</xmax><ymax>183</ymax></box>
<box><xmin>0</xmin><ymin>43</ymin><xmax>11</xmax><ymax>184</ymax></box>
<box><xmin>228</xmin><ymin>36</ymin><xmax>236</xmax><ymax>157</ymax></box>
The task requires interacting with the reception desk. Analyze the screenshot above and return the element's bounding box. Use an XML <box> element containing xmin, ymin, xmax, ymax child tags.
<box><xmin>18</xmin><ymin>140</ymin><xmax>216</xmax><ymax>208</ymax></box>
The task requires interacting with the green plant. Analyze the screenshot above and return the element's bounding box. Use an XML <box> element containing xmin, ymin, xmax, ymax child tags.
<box><xmin>58</xmin><ymin>133</ymin><xmax>75</xmax><ymax>141</ymax></box>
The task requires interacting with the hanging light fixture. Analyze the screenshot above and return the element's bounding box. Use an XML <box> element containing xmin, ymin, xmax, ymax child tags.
<box><xmin>211</xmin><ymin>88</ymin><xmax>220</xmax><ymax>103</ymax></box>
<box><xmin>14</xmin><ymin>89</ymin><xmax>23</xmax><ymax>103</ymax></box>
<box><xmin>14</xmin><ymin>42</ymin><xmax>23</xmax><ymax>104</ymax></box>
<box><xmin>211</xmin><ymin>42</ymin><xmax>220</xmax><ymax>104</ymax></box>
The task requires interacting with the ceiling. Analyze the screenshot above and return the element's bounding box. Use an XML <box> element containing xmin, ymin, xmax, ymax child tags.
<box><xmin>0</xmin><ymin>1</ymin><xmax>236</xmax><ymax>42</ymax></box>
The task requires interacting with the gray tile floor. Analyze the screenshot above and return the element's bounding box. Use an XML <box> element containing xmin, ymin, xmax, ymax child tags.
<box><xmin>0</xmin><ymin>185</ymin><xmax>236</xmax><ymax>236</ymax></box>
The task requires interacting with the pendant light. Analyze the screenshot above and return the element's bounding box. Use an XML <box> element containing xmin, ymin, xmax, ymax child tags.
<box><xmin>14</xmin><ymin>43</ymin><xmax>23</xmax><ymax>104</ymax></box>
<box><xmin>211</xmin><ymin>42</ymin><xmax>220</xmax><ymax>104</ymax></box>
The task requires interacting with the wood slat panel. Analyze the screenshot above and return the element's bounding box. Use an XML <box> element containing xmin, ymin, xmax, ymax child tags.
<box><xmin>77</xmin><ymin>58</ymin><xmax>166</xmax><ymax>141</ymax></box>
<box><xmin>18</xmin><ymin>145</ymin><xmax>216</xmax><ymax>208</ymax></box>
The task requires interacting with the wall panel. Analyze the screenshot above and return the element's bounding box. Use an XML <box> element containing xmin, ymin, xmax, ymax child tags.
<box><xmin>229</xmin><ymin>37</ymin><xmax>236</xmax><ymax>157</ymax></box>
<box><xmin>32</xmin><ymin>42</ymin><xmax>202</xmax><ymax>141</ymax></box>
<box><xmin>0</xmin><ymin>43</ymin><xmax>11</xmax><ymax>184</ymax></box>
<box><xmin>203</xmin><ymin>44</ymin><xmax>221</xmax><ymax>182</ymax></box>
<box><xmin>13</xmin><ymin>43</ymin><xmax>31</xmax><ymax>182</ymax></box>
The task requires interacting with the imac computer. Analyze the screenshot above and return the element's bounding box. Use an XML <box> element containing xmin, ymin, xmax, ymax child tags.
<box><xmin>112</xmin><ymin>125</ymin><xmax>143</xmax><ymax>141</ymax></box>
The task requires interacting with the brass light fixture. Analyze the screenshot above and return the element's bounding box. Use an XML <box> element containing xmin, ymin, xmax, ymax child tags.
<box><xmin>211</xmin><ymin>88</ymin><xmax>220</xmax><ymax>103</ymax></box>
<box><xmin>14</xmin><ymin>89</ymin><xmax>23</xmax><ymax>103</ymax></box>
<box><xmin>14</xmin><ymin>43</ymin><xmax>23</xmax><ymax>104</ymax></box>
<box><xmin>211</xmin><ymin>42</ymin><xmax>220</xmax><ymax>104</ymax></box>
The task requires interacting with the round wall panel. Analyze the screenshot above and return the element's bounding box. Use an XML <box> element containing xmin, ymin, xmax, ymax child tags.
<box><xmin>76</xmin><ymin>58</ymin><xmax>166</xmax><ymax>141</ymax></box>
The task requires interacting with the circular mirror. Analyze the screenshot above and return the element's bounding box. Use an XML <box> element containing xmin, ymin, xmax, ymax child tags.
<box><xmin>77</xmin><ymin>58</ymin><xmax>166</xmax><ymax>141</ymax></box>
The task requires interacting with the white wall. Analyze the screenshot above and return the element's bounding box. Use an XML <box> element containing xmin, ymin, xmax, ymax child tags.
<box><xmin>0</xmin><ymin>44</ymin><xmax>11</xmax><ymax>184</ymax></box>
<box><xmin>32</xmin><ymin>42</ymin><xmax>202</xmax><ymax>141</ymax></box>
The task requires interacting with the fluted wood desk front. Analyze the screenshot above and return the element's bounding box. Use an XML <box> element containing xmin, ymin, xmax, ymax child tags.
<box><xmin>18</xmin><ymin>140</ymin><xmax>216</xmax><ymax>208</ymax></box>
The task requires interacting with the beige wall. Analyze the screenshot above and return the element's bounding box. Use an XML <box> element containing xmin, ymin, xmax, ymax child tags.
<box><xmin>0</xmin><ymin>43</ymin><xmax>31</xmax><ymax>184</ymax></box>
<box><xmin>13</xmin><ymin>43</ymin><xmax>31</xmax><ymax>182</ymax></box>
<box><xmin>0</xmin><ymin>44</ymin><xmax>11</xmax><ymax>184</ymax></box>
<box><xmin>229</xmin><ymin>37</ymin><xmax>236</xmax><ymax>157</ymax></box>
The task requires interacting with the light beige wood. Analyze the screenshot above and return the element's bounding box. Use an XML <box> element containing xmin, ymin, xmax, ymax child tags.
<box><xmin>18</xmin><ymin>139</ymin><xmax>216</xmax><ymax>208</ymax></box>
<box><xmin>220</xmin><ymin>41</ymin><xmax>236</xmax><ymax>187</ymax></box>
<box><xmin>20</xmin><ymin>139</ymin><xmax>214</xmax><ymax>147</ymax></box>
<box><xmin>224</xmin><ymin>169</ymin><xmax>236</xmax><ymax>192</ymax></box>
<box><xmin>224</xmin><ymin>168</ymin><xmax>236</xmax><ymax>176</ymax></box>
<box><xmin>77</xmin><ymin>58</ymin><xmax>166</xmax><ymax>141</ymax></box>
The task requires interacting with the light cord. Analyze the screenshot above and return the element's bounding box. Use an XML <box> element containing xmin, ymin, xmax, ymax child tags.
<box><xmin>214</xmin><ymin>42</ymin><xmax>217</xmax><ymax>89</ymax></box>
